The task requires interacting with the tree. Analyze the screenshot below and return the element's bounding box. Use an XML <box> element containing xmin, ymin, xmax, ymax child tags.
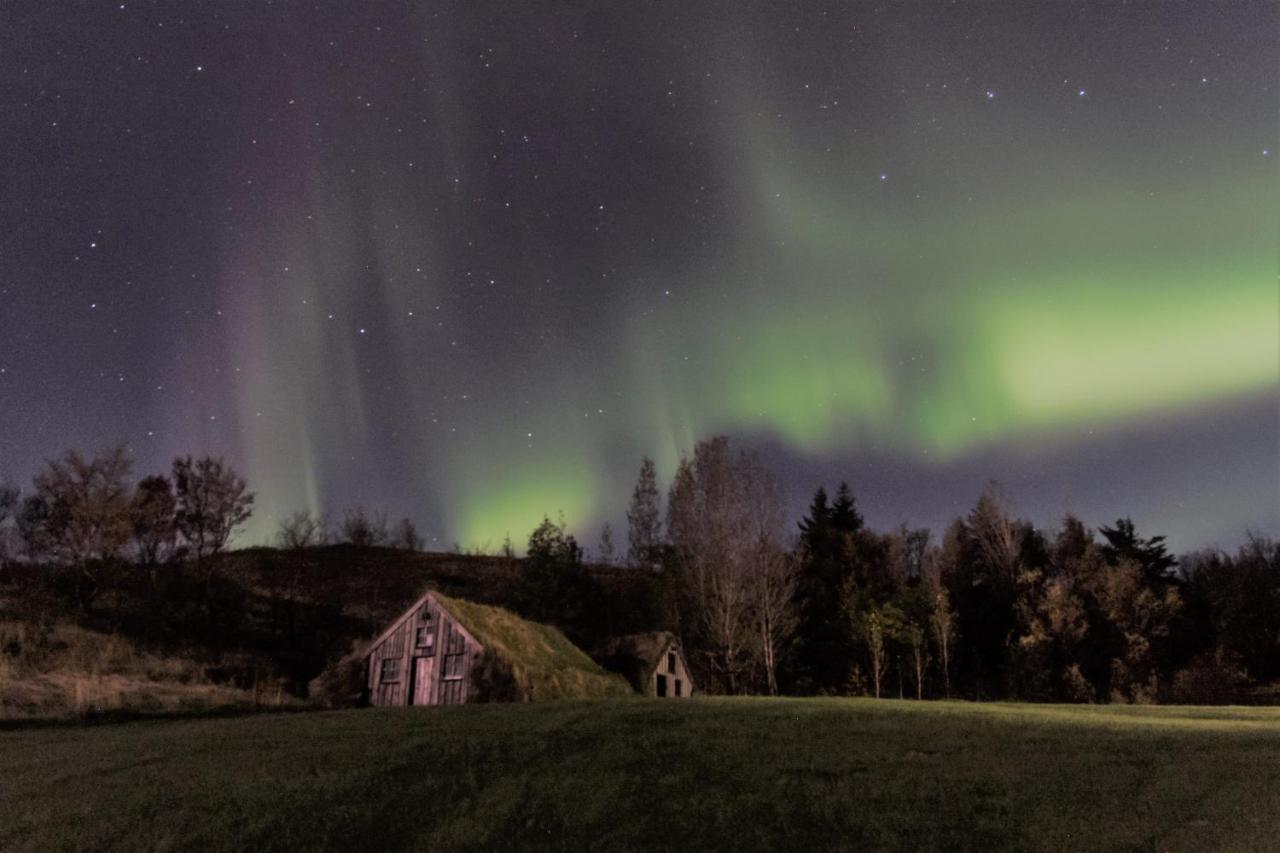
<box><xmin>394</xmin><ymin>517</ymin><xmax>424</xmax><ymax>551</ymax></box>
<box><xmin>0</xmin><ymin>481</ymin><xmax>18</xmax><ymax>580</ymax></box>
<box><xmin>172</xmin><ymin>456</ymin><xmax>253</xmax><ymax>563</ymax></box>
<box><xmin>853</xmin><ymin>602</ymin><xmax>905</xmax><ymax>699</ymax></box>
<box><xmin>740</xmin><ymin>462</ymin><xmax>795</xmax><ymax>696</ymax></box>
<box><xmin>626</xmin><ymin>457</ymin><xmax>662</xmax><ymax>568</ymax></box>
<box><xmin>666</xmin><ymin>437</ymin><xmax>791</xmax><ymax>694</ymax></box>
<box><xmin>596</xmin><ymin>521</ymin><xmax>616</xmax><ymax>565</ymax></box>
<box><xmin>276</xmin><ymin>511</ymin><xmax>325</xmax><ymax>549</ymax></box>
<box><xmin>131</xmin><ymin>474</ymin><xmax>177</xmax><ymax>583</ymax></box>
<box><xmin>1100</xmin><ymin>518</ymin><xmax>1177</xmax><ymax>584</ymax></box>
<box><xmin>339</xmin><ymin>507</ymin><xmax>388</xmax><ymax>548</ymax></box>
<box><xmin>929</xmin><ymin>587</ymin><xmax>957</xmax><ymax>698</ymax></box>
<box><xmin>1091</xmin><ymin>558</ymin><xmax>1182</xmax><ymax>703</ymax></box>
<box><xmin>830</xmin><ymin>483</ymin><xmax>863</xmax><ymax>536</ymax></box>
<box><xmin>524</xmin><ymin>514</ymin><xmax>586</xmax><ymax>621</ymax></box>
<box><xmin>29</xmin><ymin>447</ymin><xmax>135</xmax><ymax>608</ymax></box>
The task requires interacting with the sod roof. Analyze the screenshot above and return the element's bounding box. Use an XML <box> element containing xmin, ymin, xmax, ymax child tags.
<box><xmin>432</xmin><ymin>592</ymin><xmax>633</xmax><ymax>701</ymax></box>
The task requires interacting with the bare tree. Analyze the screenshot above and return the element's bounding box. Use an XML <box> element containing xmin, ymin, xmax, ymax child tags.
<box><xmin>667</xmin><ymin>439</ymin><xmax>750</xmax><ymax>691</ymax></box>
<box><xmin>667</xmin><ymin>437</ymin><xmax>792</xmax><ymax>694</ymax></box>
<box><xmin>276</xmin><ymin>511</ymin><xmax>325</xmax><ymax>550</ymax></box>
<box><xmin>30</xmin><ymin>447</ymin><xmax>135</xmax><ymax>608</ymax></box>
<box><xmin>394</xmin><ymin>517</ymin><xmax>423</xmax><ymax>551</ymax></box>
<box><xmin>752</xmin><ymin>545</ymin><xmax>797</xmax><ymax>695</ymax></box>
<box><xmin>340</xmin><ymin>507</ymin><xmax>388</xmax><ymax>548</ymax></box>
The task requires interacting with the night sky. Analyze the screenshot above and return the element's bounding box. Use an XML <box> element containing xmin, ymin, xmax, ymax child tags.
<box><xmin>2</xmin><ymin>3</ymin><xmax>1276</xmax><ymax>552</ymax></box>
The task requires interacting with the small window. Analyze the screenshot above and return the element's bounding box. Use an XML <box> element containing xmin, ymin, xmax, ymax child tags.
<box><xmin>667</xmin><ymin>652</ymin><xmax>676</xmax><ymax>673</ymax></box>
<box><xmin>380</xmin><ymin>658</ymin><xmax>401</xmax><ymax>683</ymax></box>
<box><xmin>674</xmin><ymin>679</ymin><xmax>682</xmax><ymax>697</ymax></box>
<box><xmin>443</xmin><ymin>652</ymin><xmax>465</xmax><ymax>681</ymax></box>
<box><xmin>415</xmin><ymin>625</ymin><xmax>435</xmax><ymax>651</ymax></box>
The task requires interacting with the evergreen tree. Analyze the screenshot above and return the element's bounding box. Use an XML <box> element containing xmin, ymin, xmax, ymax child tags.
<box><xmin>1100</xmin><ymin>517</ymin><xmax>1177</xmax><ymax>583</ymax></box>
<box><xmin>597</xmin><ymin>521</ymin><xmax>616</xmax><ymax>565</ymax></box>
<box><xmin>830</xmin><ymin>482</ymin><xmax>863</xmax><ymax>536</ymax></box>
<box><xmin>626</xmin><ymin>457</ymin><xmax>662</xmax><ymax>568</ymax></box>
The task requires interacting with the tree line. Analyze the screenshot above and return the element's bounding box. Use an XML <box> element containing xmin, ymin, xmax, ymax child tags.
<box><xmin>3</xmin><ymin>440</ymin><xmax>1276</xmax><ymax>705</ymax></box>
<box><xmin>0</xmin><ymin>448</ymin><xmax>430</xmax><ymax>610</ymax></box>
<box><xmin>595</xmin><ymin>436</ymin><xmax>1277</xmax><ymax>704</ymax></box>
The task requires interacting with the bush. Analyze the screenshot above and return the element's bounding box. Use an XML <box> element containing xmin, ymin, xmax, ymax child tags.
<box><xmin>308</xmin><ymin>642</ymin><xmax>368</xmax><ymax>708</ymax></box>
<box><xmin>1171</xmin><ymin>651</ymin><xmax>1250</xmax><ymax>705</ymax></box>
<box><xmin>470</xmin><ymin>648</ymin><xmax>524</xmax><ymax>702</ymax></box>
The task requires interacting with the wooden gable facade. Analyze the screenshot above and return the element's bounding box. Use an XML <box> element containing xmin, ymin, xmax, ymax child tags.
<box><xmin>596</xmin><ymin>632</ymin><xmax>695</xmax><ymax>699</ymax></box>
<box><xmin>651</xmin><ymin>638</ymin><xmax>694</xmax><ymax>699</ymax></box>
<box><xmin>365</xmin><ymin>590</ymin><xmax>482</xmax><ymax>706</ymax></box>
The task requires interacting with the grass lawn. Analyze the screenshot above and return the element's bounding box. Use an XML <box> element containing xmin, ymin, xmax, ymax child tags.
<box><xmin>2</xmin><ymin>698</ymin><xmax>1277</xmax><ymax>852</ymax></box>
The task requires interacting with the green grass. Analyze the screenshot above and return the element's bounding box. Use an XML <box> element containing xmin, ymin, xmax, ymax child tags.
<box><xmin>435</xmin><ymin>593</ymin><xmax>633</xmax><ymax>700</ymax></box>
<box><xmin>2</xmin><ymin>698</ymin><xmax>1278</xmax><ymax>852</ymax></box>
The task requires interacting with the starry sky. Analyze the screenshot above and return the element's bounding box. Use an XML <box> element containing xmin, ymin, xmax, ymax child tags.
<box><xmin>1</xmin><ymin>3</ymin><xmax>1276</xmax><ymax>553</ymax></box>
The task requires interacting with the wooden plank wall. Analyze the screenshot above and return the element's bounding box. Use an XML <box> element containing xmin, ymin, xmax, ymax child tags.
<box><xmin>367</xmin><ymin>596</ymin><xmax>482</xmax><ymax>707</ymax></box>
<box><xmin>653</xmin><ymin>644</ymin><xmax>695</xmax><ymax>698</ymax></box>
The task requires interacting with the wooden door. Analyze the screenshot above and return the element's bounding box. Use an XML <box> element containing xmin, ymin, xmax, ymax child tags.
<box><xmin>411</xmin><ymin>656</ymin><xmax>435</xmax><ymax>705</ymax></box>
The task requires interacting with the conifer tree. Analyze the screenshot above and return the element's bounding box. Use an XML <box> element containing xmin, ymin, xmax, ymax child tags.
<box><xmin>626</xmin><ymin>457</ymin><xmax>662</xmax><ymax>568</ymax></box>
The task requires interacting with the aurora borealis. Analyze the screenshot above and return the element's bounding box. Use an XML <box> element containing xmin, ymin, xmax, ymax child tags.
<box><xmin>1</xmin><ymin>4</ymin><xmax>1275</xmax><ymax>552</ymax></box>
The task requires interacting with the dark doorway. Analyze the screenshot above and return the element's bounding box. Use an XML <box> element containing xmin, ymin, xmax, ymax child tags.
<box><xmin>656</xmin><ymin>674</ymin><xmax>668</xmax><ymax>697</ymax></box>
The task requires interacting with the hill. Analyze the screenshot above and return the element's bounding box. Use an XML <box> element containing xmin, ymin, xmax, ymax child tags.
<box><xmin>1</xmin><ymin>546</ymin><xmax>662</xmax><ymax>719</ymax></box>
<box><xmin>2</xmin><ymin>698</ymin><xmax>1278</xmax><ymax>851</ymax></box>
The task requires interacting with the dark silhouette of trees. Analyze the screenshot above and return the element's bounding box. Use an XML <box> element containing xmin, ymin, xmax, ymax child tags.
<box><xmin>596</xmin><ymin>521</ymin><xmax>616</xmax><ymax>565</ymax></box>
<box><xmin>394</xmin><ymin>517</ymin><xmax>423</xmax><ymax>551</ymax></box>
<box><xmin>172</xmin><ymin>456</ymin><xmax>253</xmax><ymax>563</ymax></box>
<box><xmin>626</xmin><ymin>457</ymin><xmax>662</xmax><ymax>568</ymax></box>
<box><xmin>131</xmin><ymin>474</ymin><xmax>177</xmax><ymax>584</ymax></box>
<box><xmin>524</xmin><ymin>514</ymin><xmax>588</xmax><ymax>621</ymax></box>
<box><xmin>0</xmin><ymin>481</ymin><xmax>18</xmax><ymax>580</ymax></box>
<box><xmin>793</xmin><ymin>483</ymin><xmax>865</xmax><ymax>693</ymax></box>
<box><xmin>1100</xmin><ymin>517</ymin><xmax>1177</xmax><ymax>584</ymax></box>
<box><xmin>339</xmin><ymin>507</ymin><xmax>388</xmax><ymax>548</ymax></box>
<box><xmin>276</xmin><ymin>511</ymin><xmax>325</xmax><ymax>549</ymax></box>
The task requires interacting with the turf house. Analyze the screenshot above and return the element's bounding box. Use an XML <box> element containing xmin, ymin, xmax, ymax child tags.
<box><xmin>594</xmin><ymin>631</ymin><xmax>695</xmax><ymax>698</ymax></box>
<box><xmin>364</xmin><ymin>590</ymin><xmax>631</xmax><ymax>705</ymax></box>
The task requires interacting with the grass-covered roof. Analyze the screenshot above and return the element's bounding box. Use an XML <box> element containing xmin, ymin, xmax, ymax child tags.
<box><xmin>433</xmin><ymin>592</ymin><xmax>632</xmax><ymax>701</ymax></box>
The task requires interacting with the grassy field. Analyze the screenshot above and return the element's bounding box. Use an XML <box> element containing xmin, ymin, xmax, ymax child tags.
<box><xmin>2</xmin><ymin>698</ymin><xmax>1278</xmax><ymax>852</ymax></box>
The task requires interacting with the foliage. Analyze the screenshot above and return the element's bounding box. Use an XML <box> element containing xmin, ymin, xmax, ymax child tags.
<box><xmin>625</xmin><ymin>456</ymin><xmax>662</xmax><ymax>567</ymax></box>
<box><xmin>27</xmin><ymin>447</ymin><xmax>134</xmax><ymax>608</ymax></box>
<box><xmin>307</xmin><ymin>641</ymin><xmax>369</xmax><ymax>709</ymax></box>
<box><xmin>172</xmin><ymin>456</ymin><xmax>253</xmax><ymax>562</ymax></box>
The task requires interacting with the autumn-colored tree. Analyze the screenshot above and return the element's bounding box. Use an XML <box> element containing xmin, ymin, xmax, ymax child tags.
<box><xmin>30</xmin><ymin>447</ymin><xmax>134</xmax><ymax>608</ymax></box>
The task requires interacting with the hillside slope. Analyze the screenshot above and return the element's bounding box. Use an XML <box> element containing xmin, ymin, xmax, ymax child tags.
<box><xmin>1</xmin><ymin>545</ymin><xmax>664</xmax><ymax>718</ymax></box>
<box><xmin>3</xmin><ymin>698</ymin><xmax>1278</xmax><ymax>852</ymax></box>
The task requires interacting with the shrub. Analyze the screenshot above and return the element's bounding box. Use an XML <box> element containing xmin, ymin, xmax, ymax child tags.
<box><xmin>1171</xmin><ymin>651</ymin><xmax>1250</xmax><ymax>705</ymax></box>
<box><xmin>308</xmin><ymin>642</ymin><xmax>368</xmax><ymax>708</ymax></box>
